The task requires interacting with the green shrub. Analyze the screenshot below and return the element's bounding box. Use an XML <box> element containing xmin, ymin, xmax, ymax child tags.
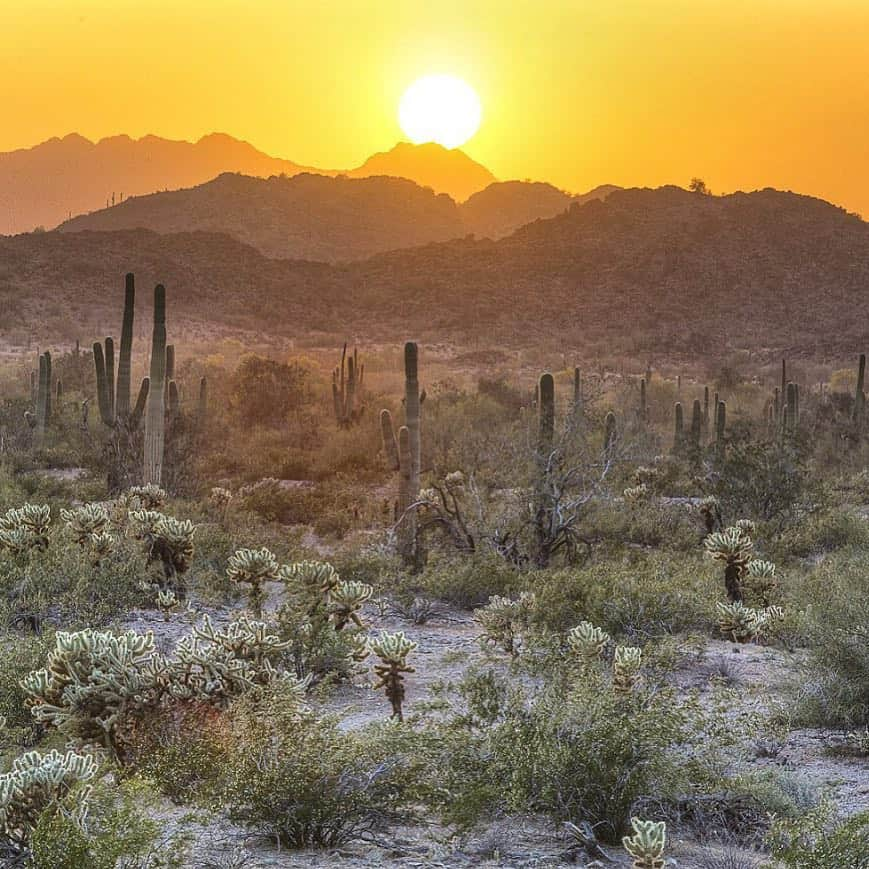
<box><xmin>774</xmin><ymin>508</ymin><xmax>869</xmax><ymax>560</ymax></box>
<box><xmin>766</xmin><ymin>803</ymin><xmax>869</xmax><ymax>868</ymax></box>
<box><xmin>0</xmin><ymin>633</ymin><xmax>49</xmax><ymax>740</ymax></box>
<box><xmin>414</xmin><ymin>551</ymin><xmax>520</xmax><ymax>609</ymax></box>
<box><xmin>222</xmin><ymin>686</ymin><xmax>419</xmax><ymax>847</ymax></box>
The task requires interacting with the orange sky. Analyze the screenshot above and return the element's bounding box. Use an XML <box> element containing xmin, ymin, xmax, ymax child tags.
<box><xmin>3</xmin><ymin>0</ymin><xmax>869</xmax><ymax>214</ymax></box>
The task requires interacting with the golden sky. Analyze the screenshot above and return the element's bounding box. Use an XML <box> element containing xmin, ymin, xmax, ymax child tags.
<box><xmin>3</xmin><ymin>0</ymin><xmax>869</xmax><ymax>214</ymax></box>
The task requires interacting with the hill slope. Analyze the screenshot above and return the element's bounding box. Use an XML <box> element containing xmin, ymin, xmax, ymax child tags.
<box><xmin>4</xmin><ymin>187</ymin><xmax>867</xmax><ymax>359</ymax></box>
<box><xmin>58</xmin><ymin>172</ymin><xmax>467</xmax><ymax>262</ymax></box>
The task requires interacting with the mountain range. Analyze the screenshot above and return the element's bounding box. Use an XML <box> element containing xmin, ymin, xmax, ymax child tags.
<box><xmin>3</xmin><ymin>186</ymin><xmax>867</xmax><ymax>361</ymax></box>
<box><xmin>0</xmin><ymin>133</ymin><xmax>501</xmax><ymax>235</ymax></box>
<box><xmin>56</xmin><ymin>171</ymin><xmax>616</xmax><ymax>262</ymax></box>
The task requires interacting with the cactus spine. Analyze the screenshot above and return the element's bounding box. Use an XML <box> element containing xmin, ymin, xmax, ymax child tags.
<box><xmin>144</xmin><ymin>285</ymin><xmax>167</xmax><ymax>486</ymax></box>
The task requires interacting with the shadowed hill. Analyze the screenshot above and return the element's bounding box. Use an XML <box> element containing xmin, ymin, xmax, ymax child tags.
<box><xmin>4</xmin><ymin>186</ymin><xmax>868</xmax><ymax>359</ymax></box>
<box><xmin>58</xmin><ymin>173</ymin><xmax>467</xmax><ymax>262</ymax></box>
<box><xmin>461</xmin><ymin>181</ymin><xmax>620</xmax><ymax>239</ymax></box>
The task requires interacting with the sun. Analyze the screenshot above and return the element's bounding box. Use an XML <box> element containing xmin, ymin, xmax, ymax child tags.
<box><xmin>398</xmin><ymin>75</ymin><xmax>482</xmax><ymax>149</ymax></box>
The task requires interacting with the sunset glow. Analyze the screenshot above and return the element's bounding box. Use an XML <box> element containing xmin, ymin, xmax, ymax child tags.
<box><xmin>398</xmin><ymin>75</ymin><xmax>481</xmax><ymax>149</ymax></box>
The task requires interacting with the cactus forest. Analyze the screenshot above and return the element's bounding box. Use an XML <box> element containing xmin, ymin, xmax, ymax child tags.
<box><xmin>0</xmin><ymin>277</ymin><xmax>866</xmax><ymax>868</ymax></box>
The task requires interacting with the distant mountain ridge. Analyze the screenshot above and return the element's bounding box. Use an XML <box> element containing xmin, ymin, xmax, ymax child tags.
<box><xmin>57</xmin><ymin>170</ymin><xmax>618</xmax><ymax>262</ymax></box>
<box><xmin>4</xmin><ymin>186</ymin><xmax>868</xmax><ymax>360</ymax></box>
<box><xmin>0</xmin><ymin>133</ymin><xmax>503</xmax><ymax>235</ymax></box>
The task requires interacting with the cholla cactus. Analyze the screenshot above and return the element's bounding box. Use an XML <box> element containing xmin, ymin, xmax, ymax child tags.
<box><xmin>744</xmin><ymin>559</ymin><xmax>777</xmax><ymax>607</ymax></box>
<box><xmin>716</xmin><ymin>601</ymin><xmax>784</xmax><ymax>643</ymax></box>
<box><xmin>328</xmin><ymin>580</ymin><xmax>373</xmax><ymax>630</ymax></box>
<box><xmin>168</xmin><ymin>615</ymin><xmax>300</xmax><ymax>705</ymax></box>
<box><xmin>704</xmin><ymin>526</ymin><xmax>754</xmax><ymax>601</ymax></box>
<box><xmin>623</xmin><ymin>483</ymin><xmax>651</xmax><ymax>505</ymax></box>
<box><xmin>227</xmin><ymin>548</ymin><xmax>281</xmax><ymax>617</ymax></box>
<box><xmin>350</xmin><ymin>633</ymin><xmax>370</xmax><ymax>662</ymax></box>
<box><xmin>622</xmin><ymin>817</ymin><xmax>667</xmax><ymax>868</ymax></box>
<box><xmin>209</xmin><ymin>486</ymin><xmax>233</xmax><ymax>508</ymax></box>
<box><xmin>735</xmin><ymin>518</ymin><xmax>757</xmax><ymax>539</ymax></box>
<box><xmin>475</xmin><ymin>592</ymin><xmax>535</xmax><ymax>657</ymax></box>
<box><xmin>22</xmin><ymin>628</ymin><xmax>158</xmax><ymax>761</ymax></box>
<box><xmin>612</xmin><ymin>646</ymin><xmax>643</xmax><ymax>694</ymax></box>
<box><xmin>567</xmin><ymin>620</ymin><xmax>610</xmax><ymax>662</ymax></box>
<box><xmin>634</xmin><ymin>466</ymin><xmax>660</xmax><ymax>488</ymax></box>
<box><xmin>130</xmin><ymin>511</ymin><xmax>195</xmax><ymax>583</ymax></box>
<box><xmin>88</xmin><ymin>531</ymin><xmax>114</xmax><ymax>565</ymax></box>
<box><xmin>370</xmin><ymin>630</ymin><xmax>417</xmax><ymax>721</ymax></box>
<box><xmin>156</xmin><ymin>588</ymin><xmax>180</xmax><ymax>621</ymax></box>
<box><xmin>128</xmin><ymin>484</ymin><xmax>167</xmax><ymax>510</ymax></box>
<box><xmin>0</xmin><ymin>505</ymin><xmax>51</xmax><ymax>552</ymax></box>
<box><xmin>697</xmin><ymin>495</ymin><xmax>722</xmax><ymax>535</ymax></box>
<box><xmin>0</xmin><ymin>749</ymin><xmax>97</xmax><ymax>849</ymax></box>
<box><xmin>279</xmin><ymin>560</ymin><xmax>341</xmax><ymax>623</ymax></box>
<box><xmin>60</xmin><ymin>503</ymin><xmax>109</xmax><ymax>546</ymax></box>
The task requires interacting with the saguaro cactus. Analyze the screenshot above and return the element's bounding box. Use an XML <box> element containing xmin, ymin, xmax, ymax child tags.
<box><xmin>572</xmin><ymin>366</ymin><xmax>582</xmax><ymax>414</ymax></box>
<box><xmin>332</xmin><ymin>344</ymin><xmax>365</xmax><ymax>428</ymax></box>
<box><xmin>690</xmin><ymin>399</ymin><xmax>702</xmax><ymax>451</ymax></box>
<box><xmin>604</xmin><ymin>411</ymin><xmax>617</xmax><ymax>459</ymax></box>
<box><xmin>715</xmin><ymin>400</ymin><xmax>726</xmax><ymax>458</ymax></box>
<box><xmin>854</xmin><ymin>353</ymin><xmax>866</xmax><ymax>429</ymax></box>
<box><xmin>33</xmin><ymin>353</ymin><xmax>49</xmax><ymax>446</ymax></box>
<box><xmin>144</xmin><ymin>285</ymin><xmax>167</xmax><ymax>486</ymax></box>
<box><xmin>381</xmin><ymin>342</ymin><xmax>424</xmax><ymax>563</ymax></box>
<box><xmin>639</xmin><ymin>378</ymin><xmax>647</xmax><ymax>426</ymax></box>
<box><xmin>672</xmin><ymin>402</ymin><xmax>683</xmax><ymax>454</ymax></box>
<box><xmin>538</xmin><ymin>372</ymin><xmax>555</xmax><ymax>454</ymax></box>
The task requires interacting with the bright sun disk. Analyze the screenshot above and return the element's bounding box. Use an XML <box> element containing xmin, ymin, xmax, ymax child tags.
<box><xmin>398</xmin><ymin>75</ymin><xmax>481</xmax><ymax>149</ymax></box>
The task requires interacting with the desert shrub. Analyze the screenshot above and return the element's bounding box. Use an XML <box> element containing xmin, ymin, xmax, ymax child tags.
<box><xmin>222</xmin><ymin>686</ymin><xmax>418</xmax><ymax>848</ymax></box>
<box><xmin>433</xmin><ymin>670</ymin><xmax>699</xmax><ymax>842</ymax></box>
<box><xmin>414</xmin><ymin>551</ymin><xmax>521</xmax><ymax>609</ymax></box>
<box><xmin>792</xmin><ymin>548</ymin><xmax>869</xmax><ymax>727</ymax></box>
<box><xmin>229</xmin><ymin>355</ymin><xmax>311</xmax><ymax>428</ymax></box>
<box><xmin>585</xmin><ymin>499</ymin><xmax>700</xmax><ymax>551</ymax></box>
<box><xmin>706</xmin><ymin>438</ymin><xmax>813</xmax><ymax>528</ymax></box>
<box><xmin>524</xmin><ymin>551</ymin><xmax>713</xmax><ymax>639</ymax></box>
<box><xmin>766</xmin><ymin>802</ymin><xmax>869</xmax><ymax>868</ymax></box>
<box><xmin>772</xmin><ymin>508</ymin><xmax>869</xmax><ymax>560</ymax></box>
<box><xmin>28</xmin><ymin>777</ymin><xmax>187</xmax><ymax>869</ymax></box>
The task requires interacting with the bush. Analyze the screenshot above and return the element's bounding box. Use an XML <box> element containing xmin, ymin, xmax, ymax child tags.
<box><xmin>766</xmin><ymin>803</ymin><xmax>869</xmax><ymax>868</ymax></box>
<box><xmin>222</xmin><ymin>686</ymin><xmax>419</xmax><ymax>847</ymax></box>
<box><xmin>413</xmin><ymin>551</ymin><xmax>521</xmax><ymax>609</ymax></box>
<box><xmin>773</xmin><ymin>508</ymin><xmax>869</xmax><ymax>560</ymax></box>
<box><xmin>432</xmin><ymin>669</ymin><xmax>702</xmax><ymax>843</ymax></box>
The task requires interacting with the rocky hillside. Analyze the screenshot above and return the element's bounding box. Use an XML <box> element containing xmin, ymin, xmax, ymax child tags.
<box><xmin>4</xmin><ymin>186</ymin><xmax>868</xmax><ymax>360</ymax></box>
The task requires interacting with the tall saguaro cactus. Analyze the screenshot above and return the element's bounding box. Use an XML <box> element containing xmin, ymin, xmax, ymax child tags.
<box><xmin>332</xmin><ymin>344</ymin><xmax>365</xmax><ymax>428</ymax></box>
<box><xmin>144</xmin><ymin>285</ymin><xmax>167</xmax><ymax>486</ymax></box>
<box><xmin>116</xmin><ymin>273</ymin><xmax>135</xmax><ymax>417</ymax></box>
<box><xmin>690</xmin><ymin>399</ymin><xmax>702</xmax><ymax>451</ymax></box>
<box><xmin>715</xmin><ymin>400</ymin><xmax>726</xmax><ymax>458</ymax></box>
<box><xmin>380</xmin><ymin>342</ymin><xmax>424</xmax><ymax>564</ymax></box>
<box><xmin>33</xmin><ymin>353</ymin><xmax>50</xmax><ymax>447</ymax></box>
<box><xmin>672</xmin><ymin>402</ymin><xmax>683</xmax><ymax>454</ymax></box>
<box><xmin>853</xmin><ymin>353</ymin><xmax>866</xmax><ymax>430</ymax></box>
<box><xmin>538</xmin><ymin>373</ymin><xmax>555</xmax><ymax>454</ymax></box>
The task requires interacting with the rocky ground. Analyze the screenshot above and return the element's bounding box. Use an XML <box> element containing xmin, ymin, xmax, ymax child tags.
<box><xmin>119</xmin><ymin>582</ymin><xmax>869</xmax><ymax>869</ymax></box>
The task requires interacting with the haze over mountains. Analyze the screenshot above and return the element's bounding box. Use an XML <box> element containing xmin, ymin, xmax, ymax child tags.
<box><xmin>4</xmin><ymin>186</ymin><xmax>867</xmax><ymax>360</ymax></box>
<box><xmin>0</xmin><ymin>133</ymin><xmax>501</xmax><ymax>235</ymax></box>
<box><xmin>58</xmin><ymin>171</ymin><xmax>616</xmax><ymax>262</ymax></box>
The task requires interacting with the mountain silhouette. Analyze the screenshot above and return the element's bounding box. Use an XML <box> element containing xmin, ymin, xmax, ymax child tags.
<box><xmin>59</xmin><ymin>172</ymin><xmax>467</xmax><ymax>262</ymax></box>
<box><xmin>348</xmin><ymin>142</ymin><xmax>495</xmax><ymax>202</ymax></box>
<box><xmin>0</xmin><ymin>133</ymin><xmax>497</xmax><ymax>235</ymax></box>
<box><xmin>5</xmin><ymin>186</ymin><xmax>868</xmax><ymax>360</ymax></box>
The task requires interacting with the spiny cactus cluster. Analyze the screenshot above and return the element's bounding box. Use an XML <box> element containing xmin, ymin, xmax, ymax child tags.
<box><xmin>128</xmin><ymin>484</ymin><xmax>167</xmax><ymax>510</ymax></box>
<box><xmin>612</xmin><ymin>645</ymin><xmax>643</xmax><ymax>694</ymax></box>
<box><xmin>0</xmin><ymin>505</ymin><xmax>51</xmax><ymax>553</ymax></box>
<box><xmin>475</xmin><ymin>592</ymin><xmax>536</xmax><ymax>657</ymax></box>
<box><xmin>704</xmin><ymin>525</ymin><xmax>755</xmax><ymax>601</ymax></box>
<box><xmin>567</xmin><ymin>620</ymin><xmax>610</xmax><ymax>662</ymax></box>
<box><xmin>369</xmin><ymin>630</ymin><xmax>417</xmax><ymax>721</ymax></box>
<box><xmin>227</xmin><ymin>547</ymin><xmax>281</xmax><ymax>617</ymax></box>
<box><xmin>743</xmin><ymin>559</ymin><xmax>778</xmax><ymax>607</ymax></box>
<box><xmin>716</xmin><ymin>601</ymin><xmax>784</xmax><ymax>643</ymax></box>
<box><xmin>622</xmin><ymin>817</ymin><xmax>667</xmax><ymax>868</ymax></box>
<box><xmin>0</xmin><ymin>748</ymin><xmax>97</xmax><ymax>849</ymax></box>
<box><xmin>697</xmin><ymin>495</ymin><xmax>722</xmax><ymax>535</ymax></box>
<box><xmin>60</xmin><ymin>504</ymin><xmax>109</xmax><ymax>545</ymax></box>
<box><xmin>623</xmin><ymin>483</ymin><xmax>651</xmax><ymax>505</ymax></box>
<box><xmin>22</xmin><ymin>619</ymin><xmax>304</xmax><ymax>764</ymax></box>
<box><xmin>328</xmin><ymin>581</ymin><xmax>374</xmax><ymax>630</ymax></box>
<box><xmin>156</xmin><ymin>588</ymin><xmax>180</xmax><ymax>621</ymax></box>
<box><xmin>209</xmin><ymin>486</ymin><xmax>233</xmax><ymax>512</ymax></box>
<box><xmin>129</xmin><ymin>510</ymin><xmax>195</xmax><ymax>583</ymax></box>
